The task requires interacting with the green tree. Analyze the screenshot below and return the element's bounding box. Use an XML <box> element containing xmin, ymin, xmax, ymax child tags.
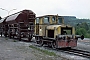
<box><xmin>87</xmin><ymin>29</ymin><xmax>90</xmax><ymax>33</ymax></box>
<box><xmin>76</xmin><ymin>22</ymin><xmax>89</xmax><ymax>30</ymax></box>
<box><xmin>85</xmin><ymin>33</ymin><xmax>90</xmax><ymax>38</ymax></box>
<box><xmin>75</xmin><ymin>22</ymin><xmax>90</xmax><ymax>38</ymax></box>
<box><xmin>75</xmin><ymin>28</ymin><xmax>86</xmax><ymax>36</ymax></box>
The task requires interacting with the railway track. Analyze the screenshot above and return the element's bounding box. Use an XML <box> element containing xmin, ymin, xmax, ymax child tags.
<box><xmin>58</xmin><ymin>48</ymin><xmax>90</xmax><ymax>58</ymax></box>
<box><xmin>2</xmin><ymin>36</ymin><xmax>90</xmax><ymax>59</ymax></box>
<box><xmin>34</xmin><ymin>43</ymin><xmax>90</xmax><ymax>59</ymax></box>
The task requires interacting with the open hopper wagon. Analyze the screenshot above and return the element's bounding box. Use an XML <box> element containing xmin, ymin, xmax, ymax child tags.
<box><xmin>1</xmin><ymin>10</ymin><xmax>36</xmax><ymax>41</ymax></box>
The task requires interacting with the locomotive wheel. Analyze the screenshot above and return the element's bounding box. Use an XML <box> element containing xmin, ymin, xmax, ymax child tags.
<box><xmin>36</xmin><ymin>37</ymin><xmax>43</xmax><ymax>46</ymax></box>
<box><xmin>52</xmin><ymin>42</ymin><xmax>56</xmax><ymax>49</ymax></box>
<box><xmin>39</xmin><ymin>40</ymin><xmax>43</xmax><ymax>46</ymax></box>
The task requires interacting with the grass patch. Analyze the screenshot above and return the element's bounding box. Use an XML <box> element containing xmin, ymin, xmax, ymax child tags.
<box><xmin>5</xmin><ymin>38</ymin><xmax>8</xmax><ymax>40</ymax></box>
<box><xmin>29</xmin><ymin>45</ymin><xmax>56</xmax><ymax>56</ymax></box>
<box><xmin>13</xmin><ymin>40</ymin><xmax>17</xmax><ymax>42</ymax></box>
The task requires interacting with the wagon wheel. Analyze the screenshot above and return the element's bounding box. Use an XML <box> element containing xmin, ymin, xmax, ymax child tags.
<box><xmin>18</xmin><ymin>35</ymin><xmax>21</xmax><ymax>41</ymax></box>
<box><xmin>8</xmin><ymin>32</ymin><xmax>11</xmax><ymax>39</ymax></box>
<box><xmin>0</xmin><ymin>32</ymin><xmax>2</xmax><ymax>37</ymax></box>
<box><xmin>16</xmin><ymin>28</ymin><xmax>21</xmax><ymax>41</ymax></box>
<box><xmin>4</xmin><ymin>31</ymin><xmax>7</xmax><ymax>37</ymax></box>
<box><xmin>16</xmin><ymin>31</ymin><xmax>21</xmax><ymax>41</ymax></box>
<box><xmin>18</xmin><ymin>32</ymin><xmax>21</xmax><ymax>41</ymax></box>
<box><xmin>8</xmin><ymin>28</ymin><xmax>11</xmax><ymax>38</ymax></box>
<box><xmin>4</xmin><ymin>34</ymin><xmax>7</xmax><ymax>37</ymax></box>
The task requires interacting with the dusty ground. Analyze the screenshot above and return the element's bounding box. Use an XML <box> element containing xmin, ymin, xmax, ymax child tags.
<box><xmin>0</xmin><ymin>37</ymin><xmax>67</xmax><ymax>60</ymax></box>
<box><xmin>0</xmin><ymin>37</ymin><xmax>89</xmax><ymax>60</ymax></box>
<box><xmin>77</xmin><ymin>38</ymin><xmax>90</xmax><ymax>52</ymax></box>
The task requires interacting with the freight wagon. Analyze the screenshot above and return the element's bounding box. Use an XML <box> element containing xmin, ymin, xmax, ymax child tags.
<box><xmin>0</xmin><ymin>10</ymin><xmax>36</xmax><ymax>41</ymax></box>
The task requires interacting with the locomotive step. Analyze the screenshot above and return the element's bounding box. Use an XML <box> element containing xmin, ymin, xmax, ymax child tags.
<box><xmin>20</xmin><ymin>29</ymin><xmax>34</xmax><ymax>32</ymax></box>
<box><xmin>19</xmin><ymin>27</ymin><xmax>28</xmax><ymax>29</ymax></box>
<box><xmin>9</xmin><ymin>27</ymin><xmax>18</xmax><ymax>29</ymax></box>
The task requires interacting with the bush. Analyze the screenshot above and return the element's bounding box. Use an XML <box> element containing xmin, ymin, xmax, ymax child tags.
<box><xmin>75</xmin><ymin>28</ymin><xmax>86</xmax><ymax>36</ymax></box>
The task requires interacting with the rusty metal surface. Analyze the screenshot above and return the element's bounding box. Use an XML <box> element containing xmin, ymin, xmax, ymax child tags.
<box><xmin>5</xmin><ymin>10</ymin><xmax>35</xmax><ymax>24</ymax></box>
<box><xmin>0</xmin><ymin>10</ymin><xmax>36</xmax><ymax>41</ymax></box>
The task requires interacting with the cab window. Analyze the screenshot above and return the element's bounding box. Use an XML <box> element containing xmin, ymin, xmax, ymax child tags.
<box><xmin>58</xmin><ymin>17</ymin><xmax>62</xmax><ymax>24</ymax></box>
<box><xmin>43</xmin><ymin>16</ymin><xmax>49</xmax><ymax>24</ymax></box>
<box><xmin>36</xmin><ymin>18</ymin><xmax>39</xmax><ymax>23</ymax></box>
<box><xmin>52</xmin><ymin>16</ymin><xmax>55</xmax><ymax>22</ymax></box>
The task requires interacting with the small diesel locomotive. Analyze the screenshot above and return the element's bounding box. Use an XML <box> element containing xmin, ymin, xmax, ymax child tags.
<box><xmin>34</xmin><ymin>15</ymin><xmax>84</xmax><ymax>48</ymax></box>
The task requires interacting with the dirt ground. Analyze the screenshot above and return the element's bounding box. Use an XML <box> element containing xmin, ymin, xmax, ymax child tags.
<box><xmin>0</xmin><ymin>37</ymin><xmax>67</xmax><ymax>60</ymax></box>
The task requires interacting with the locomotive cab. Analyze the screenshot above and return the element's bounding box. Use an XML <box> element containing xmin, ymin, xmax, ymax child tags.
<box><xmin>35</xmin><ymin>15</ymin><xmax>64</xmax><ymax>36</ymax></box>
<box><xmin>35</xmin><ymin>15</ymin><xmax>83</xmax><ymax>48</ymax></box>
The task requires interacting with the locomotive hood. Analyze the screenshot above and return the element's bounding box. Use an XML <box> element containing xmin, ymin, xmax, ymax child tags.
<box><xmin>46</xmin><ymin>25</ymin><xmax>72</xmax><ymax>30</ymax></box>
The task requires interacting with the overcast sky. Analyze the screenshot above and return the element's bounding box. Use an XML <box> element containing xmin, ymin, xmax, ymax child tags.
<box><xmin>0</xmin><ymin>0</ymin><xmax>90</xmax><ymax>19</ymax></box>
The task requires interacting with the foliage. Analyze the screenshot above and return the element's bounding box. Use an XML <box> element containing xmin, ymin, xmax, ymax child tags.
<box><xmin>75</xmin><ymin>22</ymin><xmax>90</xmax><ymax>38</ymax></box>
<box><xmin>76</xmin><ymin>22</ymin><xmax>89</xmax><ymax>30</ymax></box>
<box><xmin>85</xmin><ymin>33</ymin><xmax>90</xmax><ymax>38</ymax></box>
<box><xmin>63</xmin><ymin>16</ymin><xmax>90</xmax><ymax>38</ymax></box>
<box><xmin>87</xmin><ymin>29</ymin><xmax>90</xmax><ymax>33</ymax></box>
<box><xmin>75</xmin><ymin>28</ymin><xmax>86</xmax><ymax>35</ymax></box>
